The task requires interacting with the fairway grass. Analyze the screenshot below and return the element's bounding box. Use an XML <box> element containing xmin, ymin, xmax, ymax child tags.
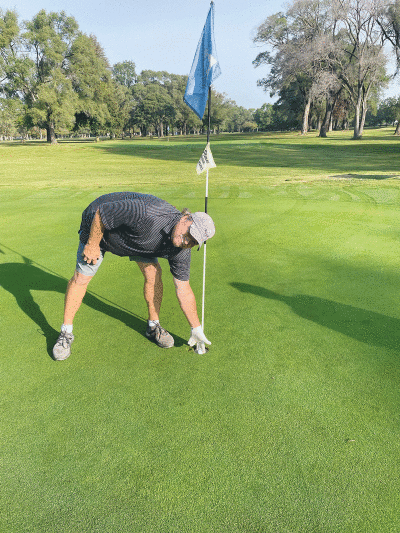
<box><xmin>1</xmin><ymin>129</ymin><xmax>400</xmax><ymax>532</ymax></box>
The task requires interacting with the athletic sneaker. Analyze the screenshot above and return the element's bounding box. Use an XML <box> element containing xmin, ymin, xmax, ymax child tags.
<box><xmin>52</xmin><ymin>331</ymin><xmax>74</xmax><ymax>360</ymax></box>
<box><xmin>145</xmin><ymin>323</ymin><xmax>174</xmax><ymax>348</ymax></box>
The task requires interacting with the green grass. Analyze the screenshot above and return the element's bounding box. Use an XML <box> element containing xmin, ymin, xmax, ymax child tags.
<box><xmin>1</xmin><ymin>128</ymin><xmax>400</xmax><ymax>532</ymax></box>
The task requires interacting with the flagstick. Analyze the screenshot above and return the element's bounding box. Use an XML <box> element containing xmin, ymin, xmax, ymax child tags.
<box><xmin>201</xmin><ymin>167</ymin><xmax>209</xmax><ymax>331</ymax></box>
<box><xmin>184</xmin><ymin>2</ymin><xmax>220</xmax><ymax>355</ymax></box>
<box><xmin>201</xmin><ymin>242</ymin><xmax>206</xmax><ymax>330</ymax></box>
<box><xmin>197</xmin><ymin>87</ymin><xmax>212</xmax><ymax>354</ymax></box>
<box><xmin>205</xmin><ymin>86</ymin><xmax>211</xmax><ymax>213</ymax></box>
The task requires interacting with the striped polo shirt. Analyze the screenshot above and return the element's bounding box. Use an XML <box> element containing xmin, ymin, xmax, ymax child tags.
<box><xmin>78</xmin><ymin>192</ymin><xmax>191</xmax><ymax>281</ymax></box>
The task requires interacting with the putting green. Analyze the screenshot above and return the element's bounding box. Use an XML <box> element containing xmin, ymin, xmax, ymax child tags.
<box><xmin>1</xmin><ymin>131</ymin><xmax>400</xmax><ymax>532</ymax></box>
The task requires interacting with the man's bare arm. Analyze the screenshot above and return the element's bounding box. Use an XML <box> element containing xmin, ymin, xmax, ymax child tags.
<box><xmin>83</xmin><ymin>209</ymin><xmax>105</xmax><ymax>264</ymax></box>
<box><xmin>173</xmin><ymin>278</ymin><xmax>201</xmax><ymax>328</ymax></box>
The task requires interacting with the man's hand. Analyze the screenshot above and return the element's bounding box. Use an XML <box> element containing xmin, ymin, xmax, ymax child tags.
<box><xmin>83</xmin><ymin>209</ymin><xmax>105</xmax><ymax>265</ymax></box>
<box><xmin>188</xmin><ymin>326</ymin><xmax>211</xmax><ymax>347</ymax></box>
<box><xmin>82</xmin><ymin>244</ymin><xmax>101</xmax><ymax>265</ymax></box>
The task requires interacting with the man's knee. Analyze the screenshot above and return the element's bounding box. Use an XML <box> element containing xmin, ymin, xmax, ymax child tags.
<box><xmin>138</xmin><ymin>262</ymin><xmax>162</xmax><ymax>283</ymax></box>
<box><xmin>70</xmin><ymin>270</ymin><xmax>93</xmax><ymax>287</ymax></box>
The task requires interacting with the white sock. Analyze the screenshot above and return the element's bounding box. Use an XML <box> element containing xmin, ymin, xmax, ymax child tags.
<box><xmin>61</xmin><ymin>324</ymin><xmax>73</xmax><ymax>334</ymax></box>
<box><xmin>148</xmin><ymin>320</ymin><xmax>159</xmax><ymax>328</ymax></box>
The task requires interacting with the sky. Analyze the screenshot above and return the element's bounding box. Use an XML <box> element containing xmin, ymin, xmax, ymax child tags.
<box><xmin>3</xmin><ymin>0</ymin><xmax>399</xmax><ymax>109</ymax></box>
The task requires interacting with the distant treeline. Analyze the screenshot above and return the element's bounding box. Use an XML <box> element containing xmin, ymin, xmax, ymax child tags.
<box><xmin>0</xmin><ymin>9</ymin><xmax>258</xmax><ymax>142</ymax></box>
<box><xmin>1</xmin><ymin>4</ymin><xmax>400</xmax><ymax>143</ymax></box>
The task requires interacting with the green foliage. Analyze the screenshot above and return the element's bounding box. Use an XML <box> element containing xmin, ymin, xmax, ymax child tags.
<box><xmin>0</xmin><ymin>9</ymin><xmax>136</xmax><ymax>141</ymax></box>
<box><xmin>0</xmin><ymin>8</ymin><xmax>265</xmax><ymax>141</ymax></box>
<box><xmin>112</xmin><ymin>60</ymin><xmax>137</xmax><ymax>88</ymax></box>
<box><xmin>18</xmin><ymin>10</ymin><xmax>80</xmax><ymax>142</ymax></box>
<box><xmin>366</xmin><ymin>96</ymin><xmax>400</xmax><ymax>128</ymax></box>
<box><xmin>105</xmin><ymin>82</ymin><xmax>134</xmax><ymax>136</ymax></box>
<box><xmin>28</xmin><ymin>67</ymin><xmax>78</xmax><ymax>129</ymax></box>
<box><xmin>2</xmin><ymin>3</ymin><xmax>400</xmax><ymax>142</ymax></box>
<box><xmin>0</xmin><ymin>9</ymin><xmax>29</xmax><ymax>99</ymax></box>
<box><xmin>253</xmin><ymin>0</ymin><xmax>395</xmax><ymax>138</ymax></box>
<box><xmin>134</xmin><ymin>79</ymin><xmax>175</xmax><ymax>136</ymax></box>
<box><xmin>0</xmin><ymin>8</ymin><xmax>19</xmax><ymax>50</ymax></box>
<box><xmin>132</xmin><ymin>70</ymin><xmax>205</xmax><ymax>136</ymax></box>
<box><xmin>0</xmin><ymin>8</ymin><xmax>264</xmax><ymax>141</ymax></box>
<box><xmin>70</xmin><ymin>33</ymin><xmax>116</xmax><ymax>135</ymax></box>
<box><xmin>253</xmin><ymin>103</ymin><xmax>275</xmax><ymax>130</ymax></box>
<box><xmin>0</xmin><ymin>96</ymin><xmax>24</xmax><ymax>137</ymax></box>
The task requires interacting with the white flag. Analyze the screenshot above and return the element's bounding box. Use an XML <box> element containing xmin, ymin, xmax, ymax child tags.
<box><xmin>196</xmin><ymin>143</ymin><xmax>216</xmax><ymax>175</ymax></box>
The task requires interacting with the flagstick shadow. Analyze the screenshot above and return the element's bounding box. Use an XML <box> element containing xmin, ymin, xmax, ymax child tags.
<box><xmin>230</xmin><ymin>282</ymin><xmax>400</xmax><ymax>352</ymax></box>
<box><xmin>0</xmin><ymin>260</ymin><xmax>187</xmax><ymax>360</ymax></box>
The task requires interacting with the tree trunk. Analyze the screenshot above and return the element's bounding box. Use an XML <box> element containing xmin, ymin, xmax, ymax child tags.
<box><xmin>320</xmin><ymin>98</ymin><xmax>334</xmax><ymax>138</ymax></box>
<box><xmin>394</xmin><ymin>122</ymin><xmax>400</xmax><ymax>135</ymax></box>
<box><xmin>46</xmin><ymin>123</ymin><xmax>57</xmax><ymax>144</ymax></box>
<box><xmin>301</xmin><ymin>95</ymin><xmax>312</xmax><ymax>135</ymax></box>
<box><xmin>359</xmin><ymin>100</ymin><xmax>368</xmax><ymax>138</ymax></box>
<box><xmin>353</xmin><ymin>94</ymin><xmax>362</xmax><ymax>139</ymax></box>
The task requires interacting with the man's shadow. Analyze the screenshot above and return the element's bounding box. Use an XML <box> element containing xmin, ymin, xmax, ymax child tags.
<box><xmin>230</xmin><ymin>282</ymin><xmax>400</xmax><ymax>352</ymax></box>
<box><xmin>0</xmin><ymin>257</ymin><xmax>187</xmax><ymax>358</ymax></box>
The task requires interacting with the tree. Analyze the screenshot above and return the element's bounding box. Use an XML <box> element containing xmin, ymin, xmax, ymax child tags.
<box><xmin>331</xmin><ymin>0</ymin><xmax>389</xmax><ymax>139</ymax></box>
<box><xmin>253</xmin><ymin>103</ymin><xmax>275</xmax><ymax>130</ymax></box>
<box><xmin>377</xmin><ymin>0</ymin><xmax>400</xmax><ymax>70</ymax></box>
<box><xmin>314</xmin><ymin>70</ymin><xmax>343</xmax><ymax>137</ymax></box>
<box><xmin>164</xmin><ymin>73</ymin><xmax>202</xmax><ymax>135</ymax></box>
<box><xmin>168</xmin><ymin>74</ymin><xmax>193</xmax><ymax>134</ymax></box>
<box><xmin>254</xmin><ymin>0</ymin><xmax>391</xmax><ymax>139</ymax></box>
<box><xmin>253</xmin><ymin>0</ymin><xmax>335</xmax><ymax>134</ymax></box>
<box><xmin>132</xmin><ymin>72</ymin><xmax>175</xmax><ymax>137</ymax></box>
<box><xmin>376</xmin><ymin>0</ymin><xmax>400</xmax><ymax>134</ymax></box>
<box><xmin>0</xmin><ymin>9</ymin><xmax>21</xmax><ymax>95</ymax></box>
<box><xmin>373</xmin><ymin>96</ymin><xmax>400</xmax><ymax>132</ymax></box>
<box><xmin>70</xmin><ymin>33</ymin><xmax>117</xmax><ymax>136</ymax></box>
<box><xmin>110</xmin><ymin>61</ymin><xmax>137</xmax><ymax>136</ymax></box>
<box><xmin>207</xmin><ymin>91</ymin><xmax>232</xmax><ymax>133</ymax></box>
<box><xmin>112</xmin><ymin>60</ymin><xmax>136</xmax><ymax>89</ymax></box>
<box><xmin>226</xmin><ymin>104</ymin><xmax>255</xmax><ymax>132</ymax></box>
<box><xmin>21</xmin><ymin>10</ymin><xmax>80</xmax><ymax>143</ymax></box>
<box><xmin>104</xmin><ymin>81</ymin><xmax>133</xmax><ymax>137</ymax></box>
<box><xmin>0</xmin><ymin>96</ymin><xmax>23</xmax><ymax>139</ymax></box>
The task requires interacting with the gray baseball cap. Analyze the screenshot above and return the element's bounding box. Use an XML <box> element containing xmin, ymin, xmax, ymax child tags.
<box><xmin>189</xmin><ymin>212</ymin><xmax>216</xmax><ymax>249</ymax></box>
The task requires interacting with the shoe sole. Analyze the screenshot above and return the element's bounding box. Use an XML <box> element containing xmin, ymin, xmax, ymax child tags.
<box><xmin>52</xmin><ymin>352</ymin><xmax>71</xmax><ymax>361</ymax></box>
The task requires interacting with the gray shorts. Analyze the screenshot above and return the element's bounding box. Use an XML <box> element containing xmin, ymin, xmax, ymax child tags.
<box><xmin>76</xmin><ymin>241</ymin><xmax>158</xmax><ymax>277</ymax></box>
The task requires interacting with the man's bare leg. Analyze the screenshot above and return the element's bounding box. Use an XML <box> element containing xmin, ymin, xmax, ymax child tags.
<box><xmin>63</xmin><ymin>270</ymin><xmax>93</xmax><ymax>325</ymax></box>
<box><xmin>53</xmin><ymin>271</ymin><xmax>93</xmax><ymax>360</ymax></box>
<box><xmin>137</xmin><ymin>262</ymin><xmax>163</xmax><ymax>321</ymax></box>
<box><xmin>137</xmin><ymin>262</ymin><xmax>174</xmax><ymax>348</ymax></box>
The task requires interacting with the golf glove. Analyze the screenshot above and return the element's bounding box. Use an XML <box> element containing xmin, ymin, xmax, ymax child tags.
<box><xmin>188</xmin><ymin>326</ymin><xmax>211</xmax><ymax>347</ymax></box>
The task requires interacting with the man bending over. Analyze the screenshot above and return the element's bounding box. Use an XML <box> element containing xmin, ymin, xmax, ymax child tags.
<box><xmin>53</xmin><ymin>192</ymin><xmax>215</xmax><ymax>360</ymax></box>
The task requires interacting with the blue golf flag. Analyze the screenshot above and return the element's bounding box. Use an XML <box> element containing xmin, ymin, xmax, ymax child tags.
<box><xmin>184</xmin><ymin>2</ymin><xmax>221</xmax><ymax>120</ymax></box>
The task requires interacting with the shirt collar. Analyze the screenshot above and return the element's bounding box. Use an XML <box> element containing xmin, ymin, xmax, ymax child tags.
<box><xmin>162</xmin><ymin>214</ymin><xmax>181</xmax><ymax>239</ymax></box>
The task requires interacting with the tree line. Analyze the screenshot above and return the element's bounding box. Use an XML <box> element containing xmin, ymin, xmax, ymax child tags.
<box><xmin>1</xmin><ymin>4</ymin><xmax>400</xmax><ymax>143</ymax></box>
<box><xmin>253</xmin><ymin>0</ymin><xmax>400</xmax><ymax>139</ymax></box>
<box><xmin>0</xmin><ymin>9</ymin><xmax>258</xmax><ymax>143</ymax></box>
